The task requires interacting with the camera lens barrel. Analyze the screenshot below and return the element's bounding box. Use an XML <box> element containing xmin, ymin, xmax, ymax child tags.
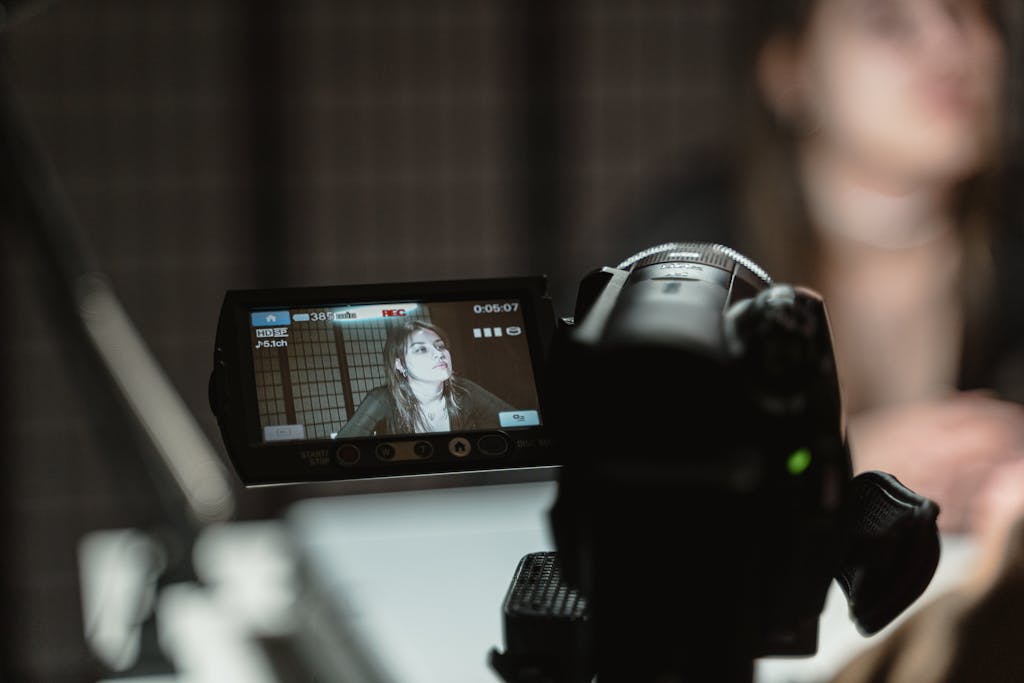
<box><xmin>595</xmin><ymin>243</ymin><xmax>772</xmax><ymax>358</ymax></box>
<box><xmin>618</xmin><ymin>242</ymin><xmax>772</xmax><ymax>291</ymax></box>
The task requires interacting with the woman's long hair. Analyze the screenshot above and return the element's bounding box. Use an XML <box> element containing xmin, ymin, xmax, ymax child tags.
<box><xmin>383</xmin><ymin>320</ymin><xmax>466</xmax><ymax>433</ymax></box>
<box><xmin>729</xmin><ymin>0</ymin><xmax>1011</xmax><ymax>348</ymax></box>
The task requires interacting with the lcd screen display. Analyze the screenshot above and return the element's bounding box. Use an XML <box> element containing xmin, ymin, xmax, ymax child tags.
<box><xmin>248</xmin><ymin>298</ymin><xmax>543</xmax><ymax>443</ymax></box>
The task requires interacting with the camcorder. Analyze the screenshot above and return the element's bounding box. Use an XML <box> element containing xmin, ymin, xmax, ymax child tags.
<box><xmin>209</xmin><ymin>242</ymin><xmax>941</xmax><ymax>683</ymax></box>
<box><xmin>209</xmin><ymin>276</ymin><xmax>558</xmax><ymax>484</ymax></box>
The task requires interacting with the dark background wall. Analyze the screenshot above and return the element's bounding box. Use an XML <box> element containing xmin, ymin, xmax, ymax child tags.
<box><xmin>0</xmin><ymin>1</ymin><xmax>1019</xmax><ymax>680</ymax></box>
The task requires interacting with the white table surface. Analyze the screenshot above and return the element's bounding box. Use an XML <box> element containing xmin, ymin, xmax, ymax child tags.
<box><xmin>273</xmin><ymin>477</ymin><xmax>977</xmax><ymax>683</ymax></box>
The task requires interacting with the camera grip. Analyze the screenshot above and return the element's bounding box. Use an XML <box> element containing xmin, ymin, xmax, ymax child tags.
<box><xmin>836</xmin><ymin>470</ymin><xmax>940</xmax><ymax>635</ymax></box>
<box><xmin>489</xmin><ymin>552</ymin><xmax>593</xmax><ymax>683</ymax></box>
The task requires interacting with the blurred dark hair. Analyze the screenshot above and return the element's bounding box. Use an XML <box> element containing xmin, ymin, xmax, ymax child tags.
<box><xmin>728</xmin><ymin>0</ymin><xmax>1012</xmax><ymax>318</ymax></box>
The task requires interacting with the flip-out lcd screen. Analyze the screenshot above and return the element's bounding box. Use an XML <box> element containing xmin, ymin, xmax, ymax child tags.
<box><xmin>210</xmin><ymin>277</ymin><xmax>556</xmax><ymax>485</ymax></box>
<box><xmin>249</xmin><ymin>298</ymin><xmax>542</xmax><ymax>442</ymax></box>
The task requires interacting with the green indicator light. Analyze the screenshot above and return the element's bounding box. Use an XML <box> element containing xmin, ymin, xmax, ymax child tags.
<box><xmin>787</xmin><ymin>448</ymin><xmax>812</xmax><ymax>476</ymax></box>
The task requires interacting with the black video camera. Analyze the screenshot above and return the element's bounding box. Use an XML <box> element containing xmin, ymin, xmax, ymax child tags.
<box><xmin>490</xmin><ymin>242</ymin><xmax>940</xmax><ymax>682</ymax></box>
<box><xmin>208</xmin><ymin>242</ymin><xmax>940</xmax><ymax>682</ymax></box>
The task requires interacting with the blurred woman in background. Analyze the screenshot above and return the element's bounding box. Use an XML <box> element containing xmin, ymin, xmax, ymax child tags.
<box><xmin>623</xmin><ymin>0</ymin><xmax>1024</xmax><ymax>534</ymax></box>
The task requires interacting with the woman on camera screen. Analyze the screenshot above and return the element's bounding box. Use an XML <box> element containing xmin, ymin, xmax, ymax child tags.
<box><xmin>336</xmin><ymin>319</ymin><xmax>512</xmax><ymax>437</ymax></box>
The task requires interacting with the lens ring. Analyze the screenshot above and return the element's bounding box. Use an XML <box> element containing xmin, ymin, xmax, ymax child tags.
<box><xmin>616</xmin><ymin>241</ymin><xmax>772</xmax><ymax>287</ymax></box>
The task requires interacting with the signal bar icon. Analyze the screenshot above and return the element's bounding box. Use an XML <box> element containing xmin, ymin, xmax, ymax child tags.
<box><xmin>473</xmin><ymin>327</ymin><xmax>503</xmax><ymax>339</ymax></box>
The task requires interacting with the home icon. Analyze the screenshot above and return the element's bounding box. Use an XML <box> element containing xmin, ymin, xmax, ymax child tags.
<box><xmin>448</xmin><ymin>437</ymin><xmax>472</xmax><ymax>457</ymax></box>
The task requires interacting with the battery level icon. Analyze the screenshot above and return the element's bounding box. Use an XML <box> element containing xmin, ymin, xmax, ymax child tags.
<box><xmin>293</xmin><ymin>313</ymin><xmax>310</xmax><ymax>322</ymax></box>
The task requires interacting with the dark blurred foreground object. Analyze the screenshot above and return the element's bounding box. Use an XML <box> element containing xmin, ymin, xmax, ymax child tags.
<box><xmin>0</xmin><ymin>5</ymin><xmax>236</xmax><ymax>677</ymax></box>
<box><xmin>0</xmin><ymin>5</ymin><xmax>234</xmax><ymax>552</ymax></box>
<box><xmin>491</xmin><ymin>243</ymin><xmax>941</xmax><ymax>683</ymax></box>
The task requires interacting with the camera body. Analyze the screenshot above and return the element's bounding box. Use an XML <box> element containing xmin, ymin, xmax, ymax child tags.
<box><xmin>546</xmin><ymin>243</ymin><xmax>853</xmax><ymax>677</ymax></box>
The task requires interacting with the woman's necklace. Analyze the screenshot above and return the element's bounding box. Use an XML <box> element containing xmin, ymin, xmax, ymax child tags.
<box><xmin>421</xmin><ymin>393</ymin><xmax>449</xmax><ymax>427</ymax></box>
<box><xmin>424</xmin><ymin>397</ymin><xmax>444</xmax><ymax>421</ymax></box>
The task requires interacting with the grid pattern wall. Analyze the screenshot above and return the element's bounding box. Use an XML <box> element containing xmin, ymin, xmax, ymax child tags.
<box><xmin>281</xmin><ymin>0</ymin><xmax>531</xmax><ymax>287</ymax></box>
<box><xmin>288</xmin><ymin>323</ymin><xmax>346</xmax><ymax>439</ymax></box>
<box><xmin>559</xmin><ymin>0</ymin><xmax>739</xmax><ymax>301</ymax></box>
<box><xmin>254</xmin><ymin>350</ymin><xmax>288</xmax><ymax>428</ymax></box>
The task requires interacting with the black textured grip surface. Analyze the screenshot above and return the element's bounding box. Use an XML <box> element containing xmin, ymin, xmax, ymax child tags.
<box><xmin>837</xmin><ymin>471</ymin><xmax>940</xmax><ymax>635</ymax></box>
<box><xmin>499</xmin><ymin>551</ymin><xmax>590</xmax><ymax>664</ymax></box>
<box><xmin>506</xmin><ymin>552</ymin><xmax>588</xmax><ymax>620</ymax></box>
<box><xmin>845</xmin><ymin>473</ymin><xmax>921</xmax><ymax>535</ymax></box>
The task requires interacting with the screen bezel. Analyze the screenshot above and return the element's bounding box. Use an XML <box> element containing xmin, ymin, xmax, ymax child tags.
<box><xmin>213</xmin><ymin>276</ymin><xmax>558</xmax><ymax>486</ymax></box>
